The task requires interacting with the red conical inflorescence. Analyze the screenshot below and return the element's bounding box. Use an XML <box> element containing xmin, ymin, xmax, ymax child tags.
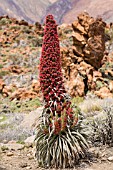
<box><xmin>35</xmin><ymin>15</ymin><xmax>88</xmax><ymax>168</ymax></box>
<box><xmin>39</xmin><ymin>14</ymin><xmax>78</xmax><ymax>134</ymax></box>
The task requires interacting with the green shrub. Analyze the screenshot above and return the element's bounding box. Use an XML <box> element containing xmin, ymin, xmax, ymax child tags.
<box><xmin>0</xmin><ymin>64</ymin><xmax>3</xmax><ymax>69</ymax></box>
<box><xmin>9</xmin><ymin>97</ymin><xmax>41</xmax><ymax>113</ymax></box>
<box><xmin>9</xmin><ymin>25</ymin><xmax>20</xmax><ymax>30</ymax></box>
<box><xmin>0</xmin><ymin>18</ymin><xmax>12</xmax><ymax>25</ymax></box>
<box><xmin>96</xmin><ymin>81</ymin><xmax>104</xmax><ymax>90</ymax></box>
<box><xmin>71</xmin><ymin>96</ymin><xmax>84</xmax><ymax>105</ymax></box>
<box><xmin>0</xmin><ymin>70</ymin><xmax>9</xmax><ymax>77</ymax></box>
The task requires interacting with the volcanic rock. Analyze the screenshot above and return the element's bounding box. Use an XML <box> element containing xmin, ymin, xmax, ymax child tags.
<box><xmin>10</xmin><ymin>88</ymin><xmax>37</xmax><ymax>100</ymax></box>
<box><xmin>61</xmin><ymin>12</ymin><xmax>112</xmax><ymax>98</ymax></box>
<box><xmin>73</xmin><ymin>13</ymin><xmax>106</xmax><ymax>69</ymax></box>
<box><xmin>72</xmin><ymin>32</ymin><xmax>86</xmax><ymax>46</ymax></box>
<box><xmin>72</xmin><ymin>20</ymin><xmax>87</xmax><ymax>34</ymax></box>
<box><xmin>94</xmin><ymin>87</ymin><xmax>113</xmax><ymax>98</ymax></box>
<box><xmin>32</xmin><ymin>80</ymin><xmax>40</xmax><ymax>94</ymax></box>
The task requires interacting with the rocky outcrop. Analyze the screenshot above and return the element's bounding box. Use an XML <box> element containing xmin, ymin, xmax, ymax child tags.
<box><xmin>95</xmin><ymin>87</ymin><xmax>113</xmax><ymax>98</ymax></box>
<box><xmin>72</xmin><ymin>12</ymin><xmax>106</xmax><ymax>69</ymax></box>
<box><xmin>61</xmin><ymin>12</ymin><xmax>113</xmax><ymax>98</ymax></box>
<box><xmin>0</xmin><ymin>78</ymin><xmax>41</xmax><ymax>99</ymax></box>
<box><xmin>10</xmin><ymin>80</ymin><xmax>41</xmax><ymax>100</ymax></box>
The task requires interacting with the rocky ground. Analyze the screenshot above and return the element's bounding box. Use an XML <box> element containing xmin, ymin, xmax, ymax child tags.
<box><xmin>0</xmin><ymin>107</ymin><xmax>42</xmax><ymax>170</ymax></box>
<box><xmin>1</xmin><ymin>144</ymin><xmax>113</xmax><ymax>170</ymax></box>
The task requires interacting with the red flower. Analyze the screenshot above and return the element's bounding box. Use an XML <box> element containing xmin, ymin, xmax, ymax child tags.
<box><xmin>39</xmin><ymin>14</ymin><xmax>78</xmax><ymax>134</ymax></box>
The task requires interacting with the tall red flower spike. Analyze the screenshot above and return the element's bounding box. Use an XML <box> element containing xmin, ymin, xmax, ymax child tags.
<box><xmin>39</xmin><ymin>14</ymin><xmax>78</xmax><ymax>134</ymax></box>
<box><xmin>36</xmin><ymin>15</ymin><xmax>88</xmax><ymax>168</ymax></box>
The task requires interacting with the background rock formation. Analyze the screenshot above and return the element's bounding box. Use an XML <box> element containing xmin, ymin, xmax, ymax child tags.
<box><xmin>61</xmin><ymin>12</ymin><xmax>113</xmax><ymax>98</ymax></box>
<box><xmin>72</xmin><ymin>12</ymin><xmax>106</xmax><ymax>69</ymax></box>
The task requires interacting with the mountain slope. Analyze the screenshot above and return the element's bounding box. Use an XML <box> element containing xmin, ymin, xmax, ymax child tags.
<box><xmin>0</xmin><ymin>0</ymin><xmax>51</xmax><ymax>23</ymax></box>
<box><xmin>41</xmin><ymin>0</ymin><xmax>72</xmax><ymax>24</ymax></box>
<box><xmin>62</xmin><ymin>0</ymin><xmax>113</xmax><ymax>23</ymax></box>
<box><xmin>0</xmin><ymin>0</ymin><xmax>113</xmax><ymax>24</ymax></box>
<box><xmin>44</xmin><ymin>0</ymin><xmax>113</xmax><ymax>24</ymax></box>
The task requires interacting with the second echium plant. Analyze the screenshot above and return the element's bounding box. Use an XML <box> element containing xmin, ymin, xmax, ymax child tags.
<box><xmin>35</xmin><ymin>14</ymin><xmax>88</xmax><ymax>168</ymax></box>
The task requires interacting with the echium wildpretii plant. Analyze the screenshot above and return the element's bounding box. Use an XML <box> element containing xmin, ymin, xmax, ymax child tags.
<box><xmin>35</xmin><ymin>15</ymin><xmax>88</xmax><ymax>168</ymax></box>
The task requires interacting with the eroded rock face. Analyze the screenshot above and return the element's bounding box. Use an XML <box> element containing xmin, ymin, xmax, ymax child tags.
<box><xmin>10</xmin><ymin>80</ymin><xmax>41</xmax><ymax>100</ymax></box>
<box><xmin>72</xmin><ymin>12</ymin><xmax>106</xmax><ymax>69</ymax></box>
<box><xmin>0</xmin><ymin>77</ymin><xmax>42</xmax><ymax>100</ymax></box>
<box><xmin>94</xmin><ymin>87</ymin><xmax>113</xmax><ymax>99</ymax></box>
<box><xmin>61</xmin><ymin>12</ymin><xmax>113</xmax><ymax>98</ymax></box>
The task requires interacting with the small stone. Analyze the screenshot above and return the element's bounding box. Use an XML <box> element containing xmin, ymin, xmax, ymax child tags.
<box><xmin>4</xmin><ymin>143</ymin><xmax>24</xmax><ymax>151</ymax></box>
<box><xmin>101</xmin><ymin>157</ymin><xmax>107</xmax><ymax>161</ymax></box>
<box><xmin>7</xmin><ymin>152</ymin><xmax>14</xmax><ymax>156</ymax></box>
<box><xmin>101</xmin><ymin>152</ymin><xmax>106</xmax><ymax>157</ymax></box>
<box><xmin>94</xmin><ymin>150</ymin><xmax>100</xmax><ymax>158</ymax></box>
<box><xmin>20</xmin><ymin>162</ymin><xmax>28</xmax><ymax>168</ymax></box>
<box><xmin>24</xmin><ymin>135</ymin><xmax>35</xmax><ymax>146</ymax></box>
<box><xmin>18</xmin><ymin>153</ymin><xmax>21</xmax><ymax>156</ymax></box>
<box><xmin>88</xmin><ymin>147</ymin><xmax>96</xmax><ymax>153</ymax></box>
<box><xmin>108</xmin><ymin>156</ymin><xmax>113</xmax><ymax>162</ymax></box>
<box><xmin>27</xmin><ymin>153</ymin><xmax>31</xmax><ymax>157</ymax></box>
<box><xmin>2</xmin><ymin>140</ymin><xmax>8</xmax><ymax>144</ymax></box>
<box><xmin>28</xmin><ymin>155</ymin><xmax>34</xmax><ymax>160</ymax></box>
<box><xmin>24</xmin><ymin>143</ymin><xmax>33</xmax><ymax>148</ymax></box>
<box><xmin>26</xmin><ymin>166</ymin><xmax>32</xmax><ymax>169</ymax></box>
